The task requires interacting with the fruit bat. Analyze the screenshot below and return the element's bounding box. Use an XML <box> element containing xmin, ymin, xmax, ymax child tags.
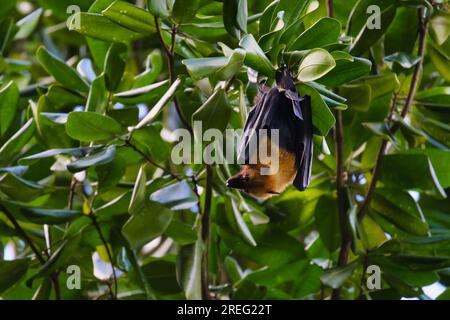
<box><xmin>226</xmin><ymin>66</ymin><xmax>313</xmax><ymax>198</ymax></box>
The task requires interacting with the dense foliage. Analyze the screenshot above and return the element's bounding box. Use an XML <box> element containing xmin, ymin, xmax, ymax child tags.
<box><xmin>0</xmin><ymin>0</ymin><xmax>449</xmax><ymax>300</ymax></box>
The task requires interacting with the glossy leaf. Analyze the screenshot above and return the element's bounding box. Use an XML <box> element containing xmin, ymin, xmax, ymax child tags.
<box><xmin>239</xmin><ymin>34</ymin><xmax>276</xmax><ymax>77</ymax></box>
<box><xmin>36</xmin><ymin>47</ymin><xmax>88</xmax><ymax>93</ymax></box>
<box><xmin>122</xmin><ymin>200</ymin><xmax>174</xmax><ymax>250</ymax></box>
<box><xmin>297</xmin><ymin>49</ymin><xmax>336</xmax><ymax>82</ymax></box>
<box><xmin>0</xmin><ymin>81</ymin><xmax>19</xmax><ymax>135</ymax></box>
<box><xmin>66</xmin><ymin>112</ymin><xmax>123</xmax><ymax>141</ymax></box>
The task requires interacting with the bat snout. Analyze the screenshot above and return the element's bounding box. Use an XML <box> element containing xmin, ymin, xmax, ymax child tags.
<box><xmin>226</xmin><ymin>175</ymin><xmax>249</xmax><ymax>189</ymax></box>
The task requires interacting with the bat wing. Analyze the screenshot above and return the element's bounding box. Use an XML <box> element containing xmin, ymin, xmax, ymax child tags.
<box><xmin>238</xmin><ymin>78</ymin><xmax>313</xmax><ymax>192</ymax></box>
<box><xmin>238</xmin><ymin>87</ymin><xmax>280</xmax><ymax>164</ymax></box>
<box><xmin>292</xmin><ymin>95</ymin><xmax>313</xmax><ymax>191</ymax></box>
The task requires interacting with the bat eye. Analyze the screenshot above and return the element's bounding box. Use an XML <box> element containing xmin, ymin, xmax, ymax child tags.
<box><xmin>242</xmin><ymin>175</ymin><xmax>249</xmax><ymax>182</ymax></box>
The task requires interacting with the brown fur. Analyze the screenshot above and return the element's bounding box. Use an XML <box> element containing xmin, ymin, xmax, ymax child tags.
<box><xmin>228</xmin><ymin>142</ymin><xmax>297</xmax><ymax>199</ymax></box>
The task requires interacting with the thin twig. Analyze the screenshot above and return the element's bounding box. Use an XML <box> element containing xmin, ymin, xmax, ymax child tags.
<box><xmin>154</xmin><ymin>17</ymin><xmax>192</xmax><ymax>131</ymax></box>
<box><xmin>0</xmin><ymin>204</ymin><xmax>61</xmax><ymax>299</ymax></box>
<box><xmin>201</xmin><ymin>165</ymin><xmax>213</xmax><ymax>300</ymax></box>
<box><xmin>68</xmin><ymin>177</ymin><xmax>77</xmax><ymax>210</ymax></box>
<box><xmin>89</xmin><ymin>212</ymin><xmax>118</xmax><ymax>300</ymax></box>
<box><xmin>124</xmin><ymin>139</ymin><xmax>181</xmax><ymax>181</ymax></box>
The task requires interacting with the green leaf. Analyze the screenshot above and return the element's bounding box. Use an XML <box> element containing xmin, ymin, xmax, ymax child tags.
<box><xmin>371</xmin><ymin>194</ymin><xmax>429</xmax><ymax>236</ymax></box>
<box><xmin>375</xmin><ymin>234</ymin><xmax>450</xmax><ymax>258</ymax></box>
<box><xmin>67</xmin><ymin>145</ymin><xmax>116</xmax><ymax>173</ymax></box>
<box><xmin>347</xmin><ymin>0</ymin><xmax>397</xmax><ymax>55</ymax></box>
<box><xmin>122</xmin><ymin>200</ymin><xmax>174</xmax><ymax>250</ymax></box>
<box><xmin>218</xmin><ymin>225</ymin><xmax>306</xmax><ymax>268</ymax></box>
<box><xmin>0</xmin><ymin>0</ymin><xmax>16</xmax><ymax>20</ymax></box>
<box><xmin>134</xmin><ymin>78</ymin><xmax>181</xmax><ymax>129</ymax></box>
<box><xmin>182</xmin><ymin>49</ymin><xmax>245</xmax><ymax>80</ymax></box>
<box><xmin>14</xmin><ymin>8</ymin><xmax>42</xmax><ymax>40</ymax></box>
<box><xmin>192</xmin><ymin>89</ymin><xmax>231</xmax><ymax>139</ymax></box>
<box><xmin>86</xmin><ymin>75</ymin><xmax>108</xmax><ymax>113</ymax></box>
<box><xmin>0</xmin><ymin>174</ymin><xmax>50</xmax><ymax>201</ymax></box>
<box><xmin>18</xmin><ymin>207</ymin><xmax>82</xmax><ymax>225</ymax></box>
<box><xmin>227</xmin><ymin>198</ymin><xmax>257</xmax><ymax>247</ymax></box>
<box><xmin>102</xmin><ymin>0</ymin><xmax>155</xmax><ymax>34</ymax></box>
<box><xmin>130</xmin><ymin>123</ymin><xmax>169</xmax><ymax>162</ymax></box>
<box><xmin>26</xmin><ymin>239</ymin><xmax>72</xmax><ymax>287</ymax></box>
<box><xmin>150</xmin><ymin>181</ymin><xmax>198</xmax><ymax>211</ymax></box>
<box><xmin>0</xmin><ymin>18</ymin><xmax>18</xmax><ymax>55</ymax></box>
<box><xmin>114</xmin><ymin>79</ymin><xmax>169</xmax><ymax>105</ymax></box>
<box><xmin>165</xmin><ymin>219</ymin><xmax>197</xmax><ymax>245</ymax></box>
<box><xmin>297</xmin><ymin>84</ymin><xmax>335</xmax><ymax>136</ymax></box>
<box><xmin>384</xmin><ymin>52</ymin><xmax>421</xmax><ymax>69</ymax></box>
<box><xmin>0</xmin><ymin>259</ymin><xmax>30</xmax><ymax>294</ymax></box>
<box><xmin>297</xmin><ymin>48</ymin><xmax>336</xmax><ymax>82</ymax></box>
<box><xmin>148</xmin><ymin>0</ymin><xmax>172</xmax><ymax>18</ymax></box>
<box><xmin>223</xmin><ymin>0</ymin><xmax>247</xmax><ymax>38</ymax></box>
<box><xmin>290</xmin><ymin>18</ymin><xmax>341</xmax><ymax>51</ymax></box>
<box><xmin>380</xmin><ymin>154</ymin><xmax>446</xmax><ymax>198</ymax></box>
<box><xmin>430</xmin><ymin>11</ymin><xmax>450</xmax><ymax>46</ymax></box>
<box><xmin>104</xmin><ymin>43</ymin><xmax>127</xmax><ymax>91</ymax></box>
<box><xmin>416</xmin><ymin>87</ymin><xmax>450</xmax><ymax>108</ymax></box>
<box><xmin>66</xmin><ymin>112</ymin><xmax>122</xmax><ymax>141</ymax></box>
<box><xmin>320</xmin><ymin>260</ymin><xmax>359</xmax><ymax>289</ymax></box>
<box><xmin>129</xmin><ymin>164</ymin><xmax>147</xmax><ymax>215</ymax></box>
<box><xmin>428</xmin><ymin>42</ymin><xmax>450</xmax><ymax>82</ymax></box>
<box><xmin>402</xmin><ymin>149</ymin><xmax>450</xmax><ymax>188</ymax></box>
<box><xmin>45</xmin><ymin>86</ymin><xmax>85</xmax><ymax>110</ymax></box>
<box><xmin>315</xmin><ymin>195</ymin><xmax>341</xmax><ymax>252</ymax></box>
<box><xmin>133</xmin><ymin>50</ymin><xmax>164</xmax><ymax>88</ymax></box>
<box><xmin>96</xmin><ymin>154</ymin><xmax>126</xmax><ymax>191</ymax></box>
<box><xmin>141</xmin><ymin>259</ymin><xmax>182</xmax><ymax>295</ymax></box>
<box><xmin>69</xmin><ymin>12</ymin><xmax>145</xmax><ymax>43</ymax></box>
<box><xmin>317</xmin><ymin>57</ymin><xmax>371</xmax><ymax>87</ymax></box>
<box><xmin>359</xmin><ymin>72</ymin><xmax>399</xmax><ymax>99</ymax></box>
<box><xmin>224</xmin><ymin>256</ymin><xmax>243</xmax><ymax>283</ymax></box>
<box><xmin>239</xmin><ymin>34</ymin><xmax>276</xmax><ymax>77</ymax></box>
<box><xmin>172</xmin><ymin>0</ymin><xmax>201</xmax><ymax>24</ymax></box>
<box><xmin>0</xmin><ymin>119</ymin><xmax>36</xmax><ymax>166</ymax></box>
<box><xmin>339</xmin><ymin>83</ymin><xmax>372</xmax><ymax>111</ymax></box>
<box><xmin>36</xmin><ymin>47</ymin><xmax>88</xmax><ymax>93</ymax></box>
<box><xmin>362</xmin><ymin>121</ymin><xmax>397</xmax><ymax>144</ymax></box>
<box><xmin>108</xmin><ymin>107</ymin><xmax>139</xmax><ymax>127</ymax></box>
<box><xmin>0</xmin><ymin>81</ymin><xmax>19</xmax><ymax>136</ymax></box>
<box><xmin>37</xmin><ymin>0</ymin><xmax>92</xmax><ymax>20</ymax></box>
<box><xmin>176</xmin><ymin>238</ymin><xmax>203</xmax><ymax>300</ymax></box>
<box><xmin>19</xmin><ymin>146</ymin><xmax>101</xmax><ymax>165</ymax></box>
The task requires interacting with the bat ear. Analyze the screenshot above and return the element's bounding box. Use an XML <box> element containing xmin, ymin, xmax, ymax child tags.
<box><xmin>226</xmin><ymin>175</ymin><xmax>249</xmax><ymax>189</ymax></box>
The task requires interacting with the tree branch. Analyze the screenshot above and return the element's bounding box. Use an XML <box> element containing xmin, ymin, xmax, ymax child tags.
<box><xmin>332</xmin><ymin>7</ymin><xmax>430</xmax><ymax>299</ymax></box>
<box><xmin>89</xmin><ymin>212</ymin><xmax>118</xmax><ymax>300</ymax></box>
<box><xmin>154</xmin><ymin>17</ymin><xmax>192</xmax><ymax>131</ymax></box>
<box><xmin>0</xmin><ymin>204</ymin><xmax>61</xmax><ymax>299</ymax></box>
<box><xmin>357</xmin><ymin>8</ymin><xmax>429</xmax><ymax>223</ymax></box>
<box><xmin>201</xmin><ymin>165</ymin><xmax>213</xmax><ymax>300</ymax></box>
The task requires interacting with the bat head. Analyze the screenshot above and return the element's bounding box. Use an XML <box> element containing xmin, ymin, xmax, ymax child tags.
<box><xmin>275</xmin><ymin>65</ymin><xmax>295</xmax><ymax>91</ymax></box>
<box><xmin>226</xmin><ymin>165</ymin><xmax>279</xmax><ymax>199</ymax></box>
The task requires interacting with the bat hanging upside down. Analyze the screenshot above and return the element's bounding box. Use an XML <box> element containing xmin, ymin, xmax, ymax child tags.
<box><xmin>226</xmin><ymin>66</ymin><xmax>313</xmax><ymax>199</ymax></box>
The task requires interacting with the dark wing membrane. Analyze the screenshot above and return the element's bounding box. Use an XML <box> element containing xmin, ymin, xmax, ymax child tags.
<box><xmin>238</xmin><ymin>88</ymin><xmax>281</xmax><ymax>163</ymax></box>
<box><xmin>293</xmin><ymin>95</ymin><xmax>313</xmax><ymax>191</ymax></box>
